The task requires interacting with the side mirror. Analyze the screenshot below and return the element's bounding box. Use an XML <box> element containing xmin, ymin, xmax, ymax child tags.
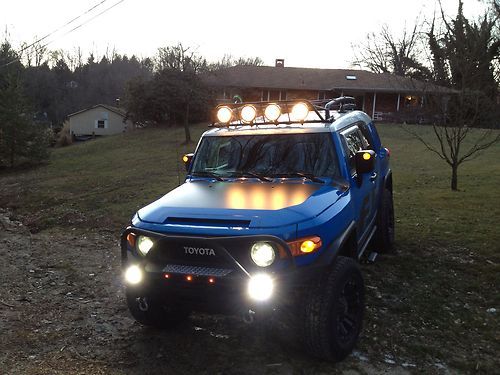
<box><xmin>355</xmin><ymin>150</ymin><xmax>375</xmax><ymax>176</ymax></box>
<box><xmin>182</xmin><ymin>153</ymin><xmax>194</xmax><ymax>172</ymax></box>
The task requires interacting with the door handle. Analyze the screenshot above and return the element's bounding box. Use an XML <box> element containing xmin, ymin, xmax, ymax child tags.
<box><xmin>370</xmin><ymin>172</ymin><xmax>377</xmax><ymax>181</ymax></box>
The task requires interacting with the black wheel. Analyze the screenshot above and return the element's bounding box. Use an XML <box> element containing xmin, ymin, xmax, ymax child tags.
<box><xmin>374</xmin><ymin>187</ymin><xmax>395</xmax><ymax>253</ymax></box>
<box><xmin>126</xmin><ymin>289</ymin><xmax>190</xmax><ymax>329</ymax></box>
<box><xmin>301</xmin><ymin>256</ymin><xmax>365</xmax><ymax>361</ymax></box>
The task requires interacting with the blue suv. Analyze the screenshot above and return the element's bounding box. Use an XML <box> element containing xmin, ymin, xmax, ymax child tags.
<box><xmin>121</xmin><ymin>97</ymin><xmax>394</xmax><ymax>361</ymax></box>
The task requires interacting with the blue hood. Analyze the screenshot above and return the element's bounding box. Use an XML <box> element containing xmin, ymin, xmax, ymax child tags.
<box><xmin>137</xmin><ymin>180</ymin><xmax>345</xmax><ymax>229</ymax></box>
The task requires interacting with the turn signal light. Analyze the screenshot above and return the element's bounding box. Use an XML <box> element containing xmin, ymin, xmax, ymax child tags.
<box><xmin>126</xmin><ymin>233</ymin><xmax>136</xmax><ymax>247</ymax></box>
<box><xmin>286</xmin><ymin>236</ymin><xmax>322</xmax><ymax>257</ymax></box>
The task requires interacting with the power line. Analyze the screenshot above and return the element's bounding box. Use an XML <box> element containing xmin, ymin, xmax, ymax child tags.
<box><xmin>19</xmin><ymin>0</ymin><xmax>110</xmax><ymax>56</ymax></box>
<box><xmin>0</xmin><ymin>0</ymin><xmax>126</xmax><ymax>69</ymax></box>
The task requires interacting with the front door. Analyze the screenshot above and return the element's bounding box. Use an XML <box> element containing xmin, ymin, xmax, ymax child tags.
<box><xmin>340</xmin><ymin>125</ymin><xmax>379</xmax><ymax>246</ymax></box>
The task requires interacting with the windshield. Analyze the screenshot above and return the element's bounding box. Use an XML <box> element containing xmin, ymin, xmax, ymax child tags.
<box><xmin>191</xmin><ymin>133</ymin><xmax>340</xmax><ymax>179</ymax></box>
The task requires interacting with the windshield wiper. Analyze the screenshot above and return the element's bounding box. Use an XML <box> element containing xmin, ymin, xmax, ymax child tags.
<box><xmin>191</xmin><ymin>171</ymin><xmax>224</xmax><ymax>181</ymax></box>
<box><xmin>230</xmin><ymin>171</ymin><xmax>271</xmax><ymax>182</ymax></box>
<box><xmin>271</xmin><ymin>172</ymin><xmax>325</xmax><ymax>183</ymax></box>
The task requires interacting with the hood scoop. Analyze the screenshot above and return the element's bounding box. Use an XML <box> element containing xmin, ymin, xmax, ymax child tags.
<box><xmin>165</xmin><ymin>216</ymin><xmax>251</xmax><ymax>228</ymax></box>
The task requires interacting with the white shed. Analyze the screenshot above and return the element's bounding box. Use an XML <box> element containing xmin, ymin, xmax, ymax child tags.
<box><xmin>68</xmin><ymin>104</ymin><xmax>132</xmax><ymax>136</ymax></box>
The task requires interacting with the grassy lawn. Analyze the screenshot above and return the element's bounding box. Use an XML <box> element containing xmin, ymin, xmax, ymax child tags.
<box><xmin>1</xmin><ymin>122</ymin><xmax>499</xmax><ymax>372</ymax></box>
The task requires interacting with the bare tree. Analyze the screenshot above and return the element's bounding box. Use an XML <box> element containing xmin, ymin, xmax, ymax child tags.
<box><xmin>209</xmin><ymin>54</ymin><xmax>264</xmax><ymax>71</ymax></box>
<box><xmin>352</xmin><ymin>22</ymin><xmax>431</xmax><ymax>79</ymax></box>
<box><xmin>406</xmin><ymin>1</ymin><xmax>500</xmax><ymax>191</ymax></box>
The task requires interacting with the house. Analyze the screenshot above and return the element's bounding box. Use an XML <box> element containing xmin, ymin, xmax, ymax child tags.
<box><xmin>68</xmin><ymin>104</ymin><xmax>132</xmax><ymax>137</ymax></box>
<box><xmin>206</xmin><ymin>60</ymin><xmax>451</xmax><ymax>121</ymax></box>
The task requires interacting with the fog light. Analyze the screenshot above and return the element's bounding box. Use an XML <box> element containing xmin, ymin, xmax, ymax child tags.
<box><xmin>248</xmin><ymin>274</ymin><xmax>274</xmax><ymax>301</ymax></box>
<box><xmin>124</xmin><ymin>265</ymin><xmax>143</xmax><ymax>285</ymax></box>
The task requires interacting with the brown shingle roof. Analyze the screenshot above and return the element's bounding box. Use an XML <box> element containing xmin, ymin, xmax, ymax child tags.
<box><xmin>205</xmin><ymin>65</ymin><xmax>451</xmax><ymax>94</ymax></box>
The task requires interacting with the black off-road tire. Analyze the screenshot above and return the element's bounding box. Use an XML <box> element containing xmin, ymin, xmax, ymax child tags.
<box><xmin>374</xmin><ymin>187</ymin><xmax>395</xmax><ymax>253</ymax></box>
<box><xmin>126</xmin><ymin>289</ymin><xmax>190</xmax><ymax>329</ymax></box>
<box><xmin>301</xmin><ymin>256</ymin><xmax>365</xmax><ymax>361</ymax></box>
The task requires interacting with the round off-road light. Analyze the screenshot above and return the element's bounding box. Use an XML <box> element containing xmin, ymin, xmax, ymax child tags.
<box><xmin>137</xmin><ymin>235</ymin><xmax>154</xmax><ymax>256</ymax></box>
<box><xmin>124</xmin><ymin>265</ymin><xmax>143</xmax><ymax>285</ymax></box>
<box><xmin>240</xmin><ymin>105</ymin><xmax>257</xmax><ymax>123</ymax></box>
<box><xmin>290</xmin><ymin>102</ymin><xmax>309</xmax><ymax>122</ymax></box>
<box><xmin>264</xmin><ymin>104</ymin><xmax>281</xmax><ymax>122</ymax></box>
<box><xmin>363</xmin><ymin>152</ymin><xmax>371</xmax><ymax>160</ymax></box>
<box><xmin>250</xmin><ymin>242</ymin><xmax>276</xmax><ymax>267</ymax></box>
<box><xmin>217</xmin><ymin>106</ymin><xmax>233</xmax><ymax>123</ymax></box>
<box><xmin>248</xmin><ymin>274</ymin><xmax>274</xmax><ymax>301</ymax></box>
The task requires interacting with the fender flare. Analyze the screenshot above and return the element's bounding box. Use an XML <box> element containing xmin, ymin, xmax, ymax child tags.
<box><xmin>315</xmin><ymin>221</ymin><xmax>357</xmax><ymax>266</ymax></box>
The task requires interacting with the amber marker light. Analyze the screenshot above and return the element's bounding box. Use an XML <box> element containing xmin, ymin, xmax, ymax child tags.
<box><xmin>208</xmin><ymin>278</ymin><xmax>215</xmax><ymax>284</ymax></box>
<box><xmin>290</xmin><ymin>102</ymin><xmax>309</xmax><ymax>122</ymax></box>
<box><xmin>126</xmin><ymin>233</ymin><xmax>136</xmax><ymax>247</ymax></box>
<box><xmin>240</xmin><ymin>105</ymin><xmax>257</xmax><ymax>123</ymax></box>
<box><xmin>217</xmin><ymin>106</ymin><xmax>233</xmax><ymax>123</ymax></box>
<box><xmin>182</xmin><ymin>155</ymin><xmax>189</xmax><ymax>163</ymax></box>
<box><xmin>264</xmin><ymin>103</ymin><xmax>281</xmax><ymax>122</ymax></box>
<box><xmin>286</xmin><ymin>236</ymin><xmax>322</xmax><ymax>257</ymax></box>
<box><xmin>186</xmin><ymin>275</ymin><xmax>193</xmax><ymax>282</ymax></box>
<box><xmin>363</xmin><ymin>152</ymin><xmax>371</xmax><ymax>160</ymax></box>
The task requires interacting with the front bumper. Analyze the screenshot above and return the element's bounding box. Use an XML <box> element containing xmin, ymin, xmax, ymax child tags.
<box><xmin>120</xmin><ymin>226</ymin><xmax>310</xmax><ymax>314</ymax></box>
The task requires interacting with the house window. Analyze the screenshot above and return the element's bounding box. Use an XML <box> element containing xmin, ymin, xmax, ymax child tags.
<box><xmin>95</xmin><ymin>119</ymin><xmax>108</xmax><ymax>129</ymax></box>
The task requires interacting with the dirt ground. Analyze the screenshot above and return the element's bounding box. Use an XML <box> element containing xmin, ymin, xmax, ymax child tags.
<box><xmin>0</xmin><ymin>208</ymin><xmax>495</xmax><ymax>374</ymax></box>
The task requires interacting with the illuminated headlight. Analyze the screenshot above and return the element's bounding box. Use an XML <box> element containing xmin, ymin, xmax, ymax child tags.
<box><xmin>248</xmin><ymin>274</ymin><xmax>274</xmax><ymax>301</ymax></box>
<box><xmin>264</xmin><ymin>104</ymin><xmax>281</xmax><ymax>122</ymax></box>
<box><xmin>124</xmin><ymin>265</ymin><xmax>143</xmax><ymax>285</ymax></box>
<box><xmin>137</xmin><ymin>235</ymin><xmax>154</xmax><ymax>256</ymax></box>
<box><xmin>240</xmin><ymin>105</ymin><xmax>257</xmax><ymax>123</ymax></box>
<box><xmin>217</xmin><ymin>106</ymin><xmax>233</xmax><ymax>123</ymax></box>
<box><xmin>250</xmin><ymin>242</ymin><xmax>276</xmax><ymax>267</ymax></box>
<box><xmin>290</xmin><ymin>102</ymin><xmax>309</xmax><ymax>122</ymax></box>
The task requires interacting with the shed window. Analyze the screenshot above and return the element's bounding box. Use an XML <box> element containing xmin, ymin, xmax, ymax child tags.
<box><xmin>95</xmin><ymin>119</ymin><xmax>108</xmax><ymax>129</ymax></box>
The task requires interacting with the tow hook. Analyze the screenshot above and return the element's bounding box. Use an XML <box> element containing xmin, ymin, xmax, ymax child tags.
<box><xmin>243</xmin><ymin>309</ymin><xmax>255</xmax><ymax>324</ymax></box>
<box><xmin>137</xmin><ymin>297</ymin><xmax>149</xmax><ymax>312</ymax></box>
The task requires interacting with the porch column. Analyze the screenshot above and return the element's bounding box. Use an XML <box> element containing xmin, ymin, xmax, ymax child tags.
<box><xmin>396</xmin><ymin>93</ymin><xmax>401</xmax><ymax>111</ymax></box>
<box><xmin>372</xmin><ymin>92</ymin><xmax>377</xmax><ymax>119</ymax></box>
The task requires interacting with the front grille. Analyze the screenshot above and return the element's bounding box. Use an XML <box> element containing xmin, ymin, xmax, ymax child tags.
<box><xmin>162</xmin><ymin>264</ymin><xmax>233</xmax><ymax>277</ymax></box>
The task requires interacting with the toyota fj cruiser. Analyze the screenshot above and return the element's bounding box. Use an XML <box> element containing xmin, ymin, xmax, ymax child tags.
<box><xmin>121</xmin><ymin>97</ymin><xmax>394</xmax><ymax>361</ymax></box>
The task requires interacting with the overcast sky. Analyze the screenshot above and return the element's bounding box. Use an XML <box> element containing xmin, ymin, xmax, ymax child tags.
<box><xmin>1</xmin><ymin>0</ymin><xmax>489</xmax><ymax>69</ymax></box>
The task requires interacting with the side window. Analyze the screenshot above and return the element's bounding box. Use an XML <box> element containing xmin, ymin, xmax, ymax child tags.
<box><xmin>341</xmin><ymin>126</ymin><xmax>369</xmax><ymax>175</ymax></box>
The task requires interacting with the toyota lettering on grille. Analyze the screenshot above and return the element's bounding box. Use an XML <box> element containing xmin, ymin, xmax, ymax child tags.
<box><xmin>184</xmin><ymin>246</ymin><xmax>216</xmax><ymax>256</ymax></box>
